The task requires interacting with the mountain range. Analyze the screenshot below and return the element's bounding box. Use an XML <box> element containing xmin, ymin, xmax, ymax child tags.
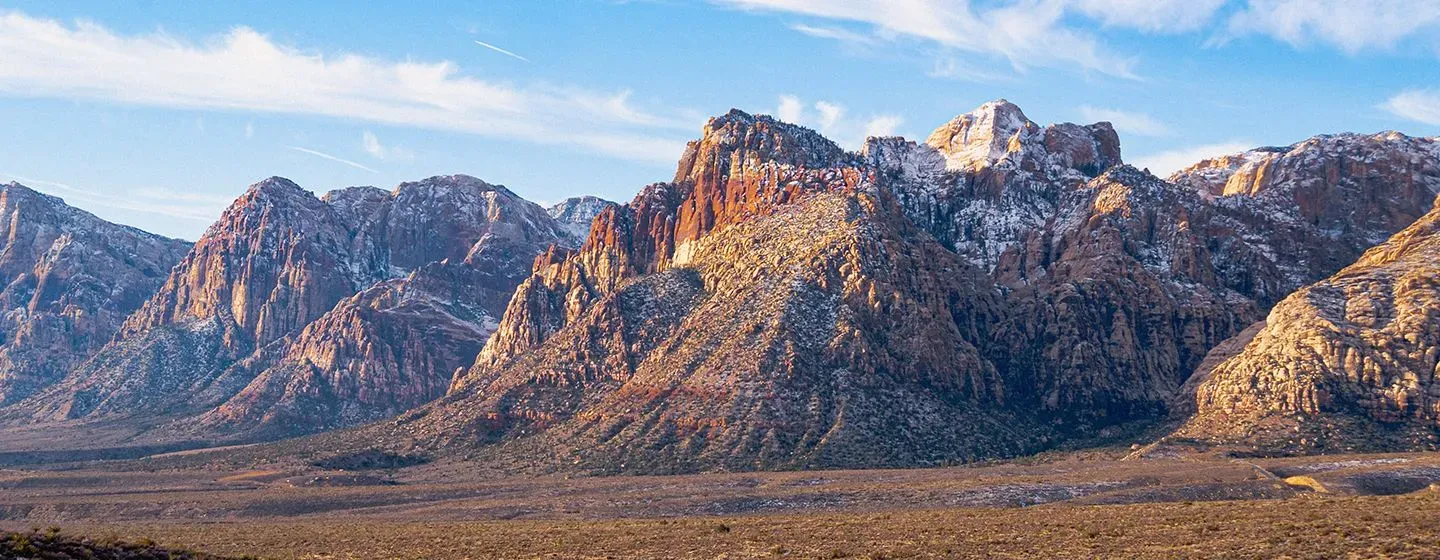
<box><xmin>2</xmin><ymin>99</ymin><xmax>1438</xmax><ymax>473</ymax></box>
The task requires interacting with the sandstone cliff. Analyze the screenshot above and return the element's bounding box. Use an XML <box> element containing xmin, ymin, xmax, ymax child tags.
<box><xmin>1174</xmin><ymin>194</ymin><xmax>1440</xmax><ymax>452</ymax></box>
<box><xmin>0</xmin><ymin>183</ymin><xmax>188</xmax><ymax>406</ymax></box>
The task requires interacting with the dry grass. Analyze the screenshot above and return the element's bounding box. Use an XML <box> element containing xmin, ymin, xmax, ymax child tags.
<box><xmin>7</xmin><ymin>452</ymin><xmax>1440</xmax><ymax>558</ymax></box>
<box><xmin>35</xmin><ymin>493</ymin><xmax>1440</xmax><ymax>559</ymax></box>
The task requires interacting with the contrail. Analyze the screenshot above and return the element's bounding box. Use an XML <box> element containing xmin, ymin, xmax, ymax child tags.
<box><xmin>474</xmin><ymin>39</ymin><xmax>531</xmax><ymax>63</ymax></box>
<box><xmin>289</xmin><ymin>146</ymin><xmax>379</xmax><ymax>173</ymax></box>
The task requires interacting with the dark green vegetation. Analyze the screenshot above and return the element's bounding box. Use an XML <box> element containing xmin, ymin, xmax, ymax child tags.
<box><xmin>2</xmin><ymin>527</ymin><xmax>242</xmax><ymax>559</ymax></box>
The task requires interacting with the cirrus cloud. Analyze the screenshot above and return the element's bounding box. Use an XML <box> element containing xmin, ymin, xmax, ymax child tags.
<box><xmin>1381</xmin><ymin>89</ymin><xmax>1440</xmax><ymax>126</ymax></box>
<box><xmin>0</xmin><ymin>11</ymin><xmax>691</xmax><ymax>164</ymax></box>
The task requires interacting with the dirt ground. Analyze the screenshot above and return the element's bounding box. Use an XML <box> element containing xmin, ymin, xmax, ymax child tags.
<box><xmin>5</xmin><ymin>451</ymin><xmax>1440</xmax><ymax>558</ymax></box>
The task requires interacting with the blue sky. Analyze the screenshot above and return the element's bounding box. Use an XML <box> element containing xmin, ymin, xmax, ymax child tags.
<box><xmin>0</xmin><ymin>0</ymin><xmax>1438</xmax><ymax>239</ymax></box>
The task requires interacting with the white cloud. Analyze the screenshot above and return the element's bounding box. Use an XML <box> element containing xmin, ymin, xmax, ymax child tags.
<box><xmin>1078</xmin><ymin>105</ymin><xmax>1173</xmax><ymax>137</ymax></box>
<box><xmin>862</xmin><ymin>115</ymin><xmax>903</xmax><ymax>139</ymax></box>
<box><xmin>789</xmin><ymin>23</ymin><xmax>880</xmax><ymax>46</ymax></box>
<box><xmin>243</xmin><ymin>121</ymin><xmax>254</xmax><ymax>139</ymax></box>
<box><xmin>772</xmin><ymin>94</ymin><xmax>904</xmax><ymax>149</ymax></box>
<box><xmin>289</xmin><ymin>146</ymin><xmax>379</xmax><ymax>173</ymax></box>
<box><xmin>1223</xmin><ymin>0</ymin><xmax>1440</xmax><ymax>53</ymax></box>
<box><xmin>1381</xmin><ymin>90</ymin><xmax>1440</xmax><ymax>125</ymax></box>
<box><xmin>361</xmin><ymin>130</ymin><xmax>416</xmax><ymax>162</ymax></box>
<box><xmin>719</xmin><ymin>0</ymin><xmax>1142</xmax><ymax>78</ymax></box>
<box><xmin>1073</xmin><ymin>0</ymin><xmax>1226</xmax><ymax>33</ymax></box>
<box><xmin>1130</xmin><ymin>141</ymin><xmax>1255</xmax><ymax>177</ymax></box>
<box><xmin>926</xmin><ymin>57</ymin><xmax>1014</xmax><ymax>83</ymax></box>
<box><xmin>0</xmin><ymin>11</ymin><xmax>689</xmax><ymax>163</ymax></box>
<box><xmin>814</xmin><ymin>101</ymin><xmax>843</xmax><ymax>130</ymax></box>
<box><xmin>777</xmin><ymin>95</ymin><xmax>804</xmax><ymax>123</ymax></box>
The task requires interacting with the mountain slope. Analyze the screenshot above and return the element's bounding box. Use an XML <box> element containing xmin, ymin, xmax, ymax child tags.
<box><xmin>1174</xmin><ymin>194</ymin><xmax>1440</xmax><ymax>452</ymax></box>
<box><xmin>0</xmin><ymin>183</ymin><xmax>189</xmax><ymax>406</ymax></box>
<box><xmin>319</xmin><ymin>103</ymin><xmax>1440</xmax><ymax>473</ymax></box>
<box><xmin>989</xmin><ymin>166</ymin><xmax>1262</xmax><ymax>428</ymax></box>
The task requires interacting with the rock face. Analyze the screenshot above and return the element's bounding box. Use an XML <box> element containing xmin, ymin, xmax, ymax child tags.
<box><xmin>404</xmin><ymin>112</ymin><xmax>1048</xmax><ymax>473</ymax></box>
<box><xmin>4</xmin><ymin>100</ymin><xmax>1438</xmax><ymax>467</ymax></box>
<box><xmin>403</xmin><ymin>103</ymin><xmax>1440</xmax><ymax>472</ymax></box>
<box><xmin>548</xmin><ymin>196</ymin><xmax>616</xmax><ymax>240</ymax></box>
<box><xmin>870</xmin><ymin>99</ymin><xmax>1123</xmax><ymax>270</ymax></box>
<box><xmin>1170</xmin><ymin>133</ymin><xmax>1440</xmax><ymax>305</ymax></box>
<box><xmin>10</xmin><ymin>175</ymin><xmax>582</xmax><ymax>438</ymax></box>
<box><xmin>979</xmin><ymin>133</ymin><xmax>1440</xmax><ymax>430</ymax></box>
<box><xmin>1175</xmin><ymin>195</ymin><xmax>1440</xmax><ymax>452</ymax></box>
<box><xmin>989</xmin><ymin>166</ymin><xmax>1262</xmax><ymax>428</ymax></box>
<box><xmin>0</xmin><ymin>183</ymin><xmax>188</xmax><ymax>406</ymax></box>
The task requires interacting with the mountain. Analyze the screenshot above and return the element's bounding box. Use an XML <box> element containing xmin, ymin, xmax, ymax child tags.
<box><xmin>1169</xmin><ymin>132</ymin><xmax>1440</xmax><ymax>306</ymax></box>
<box><xmin>548</xmin><ymin>196</ymin><xmax>617</xmax><ymax>240</ymax></box>
<box><xmin>388</xmin><ymin>109</ymin><xmax>1050</xmax><ymax>473</ymax></box>
<box><xmin>867</xmin><ymin>99</ymin><xmax>1122</xmax><ymax>270</ymax></box>
<box><xmin>3</xmin><ymin>100</ymin><xmax>1437</xmax><ymax>470</ymax></box>
<box><xmin>365</xmin><ymin>102</ymin><xmax>1440</xmax><ymax>473</ymax></box>
<box><xmin>0</xmin><ymin>183</ymin><xmax>189</xmax><ymax>406</ymax></box>
<box><xmin>1173</xmin><ymin>194</ymin><xmax>1440</xmax><ymax>453</ymax></box>
<box><xmin>8</xmin><ymin>175</ymin><xmax>584</xmax><ymax>439</ymax></box>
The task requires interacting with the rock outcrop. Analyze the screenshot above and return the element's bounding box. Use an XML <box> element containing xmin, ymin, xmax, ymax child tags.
<box><xmin>870</xmin><ymin>99</ymin><xmax>1123</xmax><ymax>270</ymax></box>
<box><xmin>0</xmin><ymin>183</ymin><xmax>188</xmax><ymax>406</ymax></box>
<box><xmin>369</xmin><ymin>103</ymin><xmax>1440</xmax><ymax>472</ymax></box>
<box><xmin>4</xmin><ymin>99</ymin><xmax>1439</xmax><ymax>468</ymax></box>
<box><xmin>1174</xmin><ymin>195</ymin><xmax>1440</xmax><ymax>452</ymax></box>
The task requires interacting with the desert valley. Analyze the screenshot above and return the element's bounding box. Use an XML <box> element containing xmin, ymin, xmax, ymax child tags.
<box><xmin>4</xmin><ymin>1</ymin><xmax>1440</xmax><ymax>557</ymax></box>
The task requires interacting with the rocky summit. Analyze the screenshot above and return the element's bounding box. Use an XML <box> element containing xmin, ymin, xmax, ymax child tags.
<box><xmin>0</xmin><ymin>100</ymin><xmax>1438</xmax><ymax>472</ymax></box>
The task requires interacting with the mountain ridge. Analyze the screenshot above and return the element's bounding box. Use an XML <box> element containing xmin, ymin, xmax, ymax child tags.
<box><xmin>2</xmin><ymin>100</ymin><xmax>1439</xmax><ymax>472</ymax></box>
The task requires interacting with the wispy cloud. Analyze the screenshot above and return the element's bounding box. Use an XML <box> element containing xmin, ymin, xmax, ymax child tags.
<box><xmin>0</xmin><ymin>171</ymin><xmax>229</xmax><ymax>226</ymax></box>
<box><xmin>0</xmin><ymin>11</ymin><xmax>688</xmax><ymax>164</ymax></box>
<box><xmin>289</xmin><ymin>146</ymin><xmax>379</xmax><ymax>173</ymax></box>
<box><xmin>1380</xmin><ymin>89</ymin><xmax>1440</xmax><ymax>125</ymax></box>
<box><xmin>1078</xmin><ymin>105</ymin><xmax>1174</xmax><ymax>137</ymax></box>
<box><xmin>473</xmin><ymin>39</ymin><xmax>531</xmax><ymax>63</ymax></box>
<box><xmin>773</xmin><ymin>94</ymin><xmax>902</xmax><ymax>149</ymax></box>
<box><xmin>1220</xmin><ymin>0</ymin><xmax>1440</xmax><ymax>53</ymax></box>
<box><xmin>718</xmin><ymin>0</ymin><xmax>1143</xmax><ymax>79</ymax></box>
<box><xmin>789</xmin><ymin>23</ymin><xmax>880</xmax><ymax>47</ymax></box>
<box><xmin>1072</xmin><ymin>0</ymin><xmax>1226</xmax><ymax>33</ymax></box>
<box><xmin>1130</xmin><ymin>140</ymin><xmax>1255</xmax><ymax>177</ymax></box>
<box><xmin>361</xmin><ymin>130</ymin><xmax>416</xmax><ymax>162</ymax></box>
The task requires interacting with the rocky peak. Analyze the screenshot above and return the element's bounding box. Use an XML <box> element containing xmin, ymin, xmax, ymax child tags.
<box><xmin>925</xmin><ymin>99</ymin><xmax>1038</xmax><ymax>172</ymax></box>
<box><xmin>0</xmin><ymin>182</ymin><xmax>189</xmax><ymax>405</ymax></box>
<box><xmin>1172</xmin><ymin>131</ymin><xmax>1440</xmax><ymax>301</ymax></box>
<box><xmin>925</xmin><ymin>100</ymin><xmax>1121</xmax><ymax>177</ymax></box>
<box><xmin>548</xmin><ymin>195</ymin><xmax>617</xmax><ymax>239</ymax></box>
<box><xmin>11</xmin><ymin>172</ymin><xmax>582</xmax><ymax>425</ymax></box>
<box><xmin>672</xmin><ymin>108</ymin><xmax>847</xmax><ymax>185</ymax></box>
